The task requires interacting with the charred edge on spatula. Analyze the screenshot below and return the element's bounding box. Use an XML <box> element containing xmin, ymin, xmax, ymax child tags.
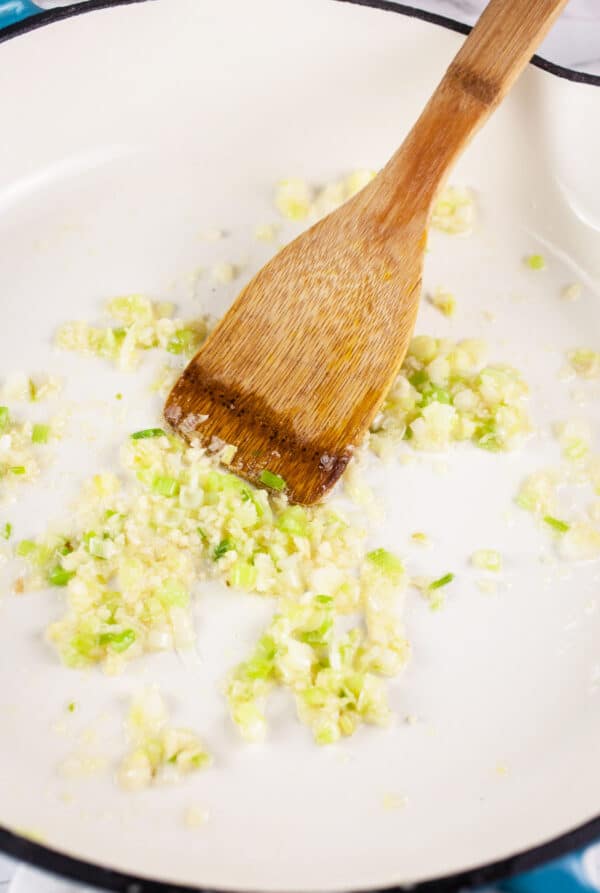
<box><xmin>165</xmin><ymin>367</ymin><xmax>353</xmax><ymax>497</ymax></box>
<box><xmin>447</xmin><ymin>62</ymin><xmax>499</xmax><ymax>106</ymax></box>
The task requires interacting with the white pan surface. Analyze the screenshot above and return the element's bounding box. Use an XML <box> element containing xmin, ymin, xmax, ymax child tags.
<box><xmin>0</xmin><ymin>1</ymin><xmax>600</xmax><ymax>890</ymax></box>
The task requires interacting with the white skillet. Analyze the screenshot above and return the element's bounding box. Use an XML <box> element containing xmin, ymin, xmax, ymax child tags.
<box><xmin>0</xmin><ymin>2</ymin><xmax>600</xmax><ymax>891</ymax></box>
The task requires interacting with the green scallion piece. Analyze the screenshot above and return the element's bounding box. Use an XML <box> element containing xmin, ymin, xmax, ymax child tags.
<box><xmin>10</xmin><ymin>466</ymin><xmax>26</xmax><ymax>475</ymax></box>
<box><xmin>298</xmin><ymin>617</ymin><xmax>333</xmax><ymax>647</ymax></box>
<box><xmin>243</xmin><ymin>634</ymin><xmax>277</xmax><ymax>680</ymax></box>
<box><xmin>1</xmin><ymin>522</ymin><xmax>12</xmax><ymax>540</ymax></box>
<box><xmin>525</xmin><ymin>253</ymin><xmax>546</xmax><ymax>271</ymax></box>
<box><xmin>429</xmin><ymin>572</ymin><xmax>454</xmax><ymax>591</ymax></box>
<box><xmin>366</xmin><ymin>548</ymin><xmax>404</xmax><ymax>584</ymax></box>
<box><xmin>31</xmin><ymin>424</ymin><xmax>50</xmax><ymax>444</ymax></box>
<box><xmin>131</xmin><ymin>428</ymin><xmax>166</xmax><ymax>440</ymax></box>
<box><xmin>543</xmin><ymin>515</ymin><xmax>570</xmax><ymax>533</ymax></box>
<box><xmin>152</xmin><ymin>475</ymin><xmax>180</xmax><ymax>497</ymax></box>
<box><xmin>67</xmin><ymin>702</ymin><xmax>77</xmax><ymax>713</ymax></box>
<box><xmin>276</xmin><ymin>505</ymin><xmax>309</xmax><ymax>537</ymax></box>
<box><xmin>228</xmin><ymin>560</ymin><xmax>257</xmax><ymax>590</ymax></box>
<box><xmin>213</xmin><ymin>539</ymin><xmax>233</xmax><ymax>560</ymax></box>
<box><xmin>0</xmin><ymin>407</ymin><xmax>9</xmax><ymax>431</ymax></box>
<box><xmin>259</xmin><ymin>469</ymin><xmax>286</xmax><ymax>491</ymax></box>
<box><xmin>48</xmin><ymin>565</ymin><xmax>75</xmax><ymax>587</ymax></box>
<box><xmin>157</xmin><ymin>580</ymin><xmax>190</xmax><ymax>607</ymax></box>
<box><xmin>99</xmin><ymin>629</ymin><xmax>136</xmax><ymax>653</ymax></box>
<box><xmin>166</xmin><ymin>328</ymin><xmax>197</xmax><ymax>355</ymax></box>
<box><xmin>17</xmin><ymin>540</ymin><xmax>36</xmax><ymax>557</ymax></box>
<box><xmin>419</xmin><ymin>384</ymin><xmax>451</xmax><ymax>407</ymax></box>
<box><xmin>409</xmin><ymin>370</ymin><xmax>429</xmax><ymax>388</ymax></box>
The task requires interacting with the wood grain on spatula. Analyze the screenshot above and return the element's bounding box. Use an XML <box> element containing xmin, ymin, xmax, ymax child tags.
<box><xmin>166</xmin><ymin>0</ymin><xmax>568</xmax><ymax>505</ymax></box>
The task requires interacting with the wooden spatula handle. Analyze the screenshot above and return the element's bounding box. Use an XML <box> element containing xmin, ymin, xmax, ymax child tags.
<box><xmin>450</xmin><ymin>0</ymin><xmax>569</xmax><ymax>108</ymax></box>
<box><xmin>375</xmin><ymin>0</ymin><xmax>569</xmax><ymax>230</ymax></box>
<box><xmin>167</xmin><ymin>0</ymin><xmax>570</xmax><ymax>505</ymax></box>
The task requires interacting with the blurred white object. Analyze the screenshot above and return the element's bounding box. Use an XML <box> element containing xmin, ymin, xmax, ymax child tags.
<box><xmin>9</xmin><ymin>867</ymin><xmax>97</xmax><ymax>893</ymax></box>
<box><xmin>413</xmin><ymin>0</ymin><xmax>600</xmax><ymax>71</ymax></box>
<box><xmin>29</xmin><ymin>1</ymin><xmax>600</xmax><ymax>74</ymax></box>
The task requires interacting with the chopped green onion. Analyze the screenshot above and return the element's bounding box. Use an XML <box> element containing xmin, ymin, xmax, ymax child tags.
<box><xmin>259</xmin><ymin>469</ymin><xmax>286</xmax><ymax>491</ymax></box>
<box><xmin>366</xmin><ymin>548</ymin><xmax>404</xmax><ymax>584</ymax></box>
<box><xmin>0</xmin><ymin>407</ymin><xmax>9</xmax><ymax>431</ymax></box>
<box><xmin>243</xmin><ymin>635</ymin><xmax>278</xmax><ymax>680</ymax></box>
<box><xmin>157</xmin><ymin>580</ymin><xmax>190</xmax><ymax>607</ymax></box>
<box><xmin>190</xmin><ymin>751</ymin><xmax>211</xmax><ymax>769</ymax></box>
<box><xmin>17</xmin><ymin>540</ymin><xmax>36</xmax><ymax>557</ymax></box>
<box><xmin>104</xmin><ymin>509</ymin><xmax>119</xmax><ymax>520</ymax></box>
<box><xmin>475</xmin><ymin>422</ymin><xmax>502</xmax><ymax>452</ymax></box>
<box><xmin>297</xmin><ymin>617</ymin><xmax>333</xmax><ymax>647</ymax></box>
<box><xmin>302</xmin><ymin>686</ymin><xmax>329</xmax><ymax>708</ymax></box>
<box><xmin>567</xmin><ymin>348</ymin><xmax>600</xmax><ymax>379</ymax></box>
<box><xmin>48</xmin><ymin>565</ymin><xmax>75</xmax><ymax>587</ymax></box>
<box><xmin>66</xmin><ymin>632</ymin><xmax>98</xmax><ymax>664</ymax></box>
<box><xmin>10</xmin><ymin>466</ymin><xmax>26</xmax><ymax>475</ymax></box>
<box><xmin>429</xmin><ymin>572</ymin><xmax>454</xmax><ymax>591</ymax></box>
<box><xmin>31</xmin><ymin>424</ymin><xmax>50</xmax><ymax>444</ymax></box>
<box><xmin>471</xmin><ymin>549</ymin><xmax>502</xmax><ymax>572</ymax></box>
<box><xmin>241</xmin><ymin>487</ymin><xmax>266</xmax><ymax>518</ymax></box>
<box><xmin>525</xmin><ymin>253</ymin><xmax>546</xmax><ymax>271</ymax></box>
<box><xmin>1</xmin><ymin>522</ymin><xmax>12</xmax><ymax>540</ymax></box>
<box><xmin>515</xmin><ymin>493</ymin><xmax>534</xmax><ymax>511</ymax></box>
<box><xmin>419</xmin><ymin>384</ymin><xmax>451</xmax><ymax>407</ymax></box>
<box><xmin>409</xmin><ymin>369</ymin><xmax>429</xmax><ymax>388</ymax></box>
<box><xmin>166</xmin><ymin>328</ymin><xmax>197</xmax><ymax>355</ymax></box>
<box><xmin>28</xmin><ymin>378</ymin><xmax>37</xmax><ymax>402</ymax></box>
<box><xmin>228</xmin><ymin>560</ymin><xmax>258</xmax><ymax>590</ymax></box>
<box><xmin>67</xmin><ymin>702</ymin><xmax>77</xmax><ymax>713</ymax></box>
<box><xmin>411</xmin><ymin>532</ymin><xmax>429</xmax><ymax>545</ymax></box>
<box><xmin>152</xmin><ymin>475</ymin><xmax>180</xmax><ymax>498</ymax></box>
<box><xmin>86</xmin><ymin>536</ymin><xmax>111</xmax><ymax>560</ymax></box>
<box><xmin>115</xmin><ymin>393</ymin><xmax>123</xmax><ymax>401</ymax></box>
<box><xmin>112</xmin><ymin>326</ymin><xmax>127</xmax><ymax>340</ymax></box>
<box><xmin>276</xmin><ymin>505</ymin><xmax>309</xmax><ymax>537</ymax></box>
<box><xmin>131</xmin><ymin>428</ymin><xmax>166</xmax><ymax>440</ymax></box>
<box><xmin>213</xmin><ymin>539</ymin><xmax>233</xmax><ymax>560</ymax></box>
<box><xmin>543</xmin><ymin>515</ymin><xmax>570</xmax><ymax>533</ymax></box>
<box><xmin>99</xmin><ymin>629</ymin><xmax>136</xmax><ymax>652</ymax></box>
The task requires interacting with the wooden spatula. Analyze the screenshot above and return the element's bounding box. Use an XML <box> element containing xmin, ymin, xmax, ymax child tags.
<box><xmin>166</xmin><ymin>0</ymin><xmax>567</xmax><ymax>505</ymax></box>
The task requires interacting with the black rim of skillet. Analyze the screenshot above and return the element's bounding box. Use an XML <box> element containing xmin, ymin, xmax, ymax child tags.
<box><xmin>1</xmin><ymin>1</ymin><xmax>599</xmax><ymax>891</ymax></box>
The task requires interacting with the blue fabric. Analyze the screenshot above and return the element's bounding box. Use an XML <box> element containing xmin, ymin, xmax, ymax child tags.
<box><xmin>0</xmin><ymin>0</ymin><xmax>40</xmax><ymax>29</ymax></box>
<box><xmin>498</xmin><ymin>849</ymin><xmax>598</xmax><ymax>893</ymax></box>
